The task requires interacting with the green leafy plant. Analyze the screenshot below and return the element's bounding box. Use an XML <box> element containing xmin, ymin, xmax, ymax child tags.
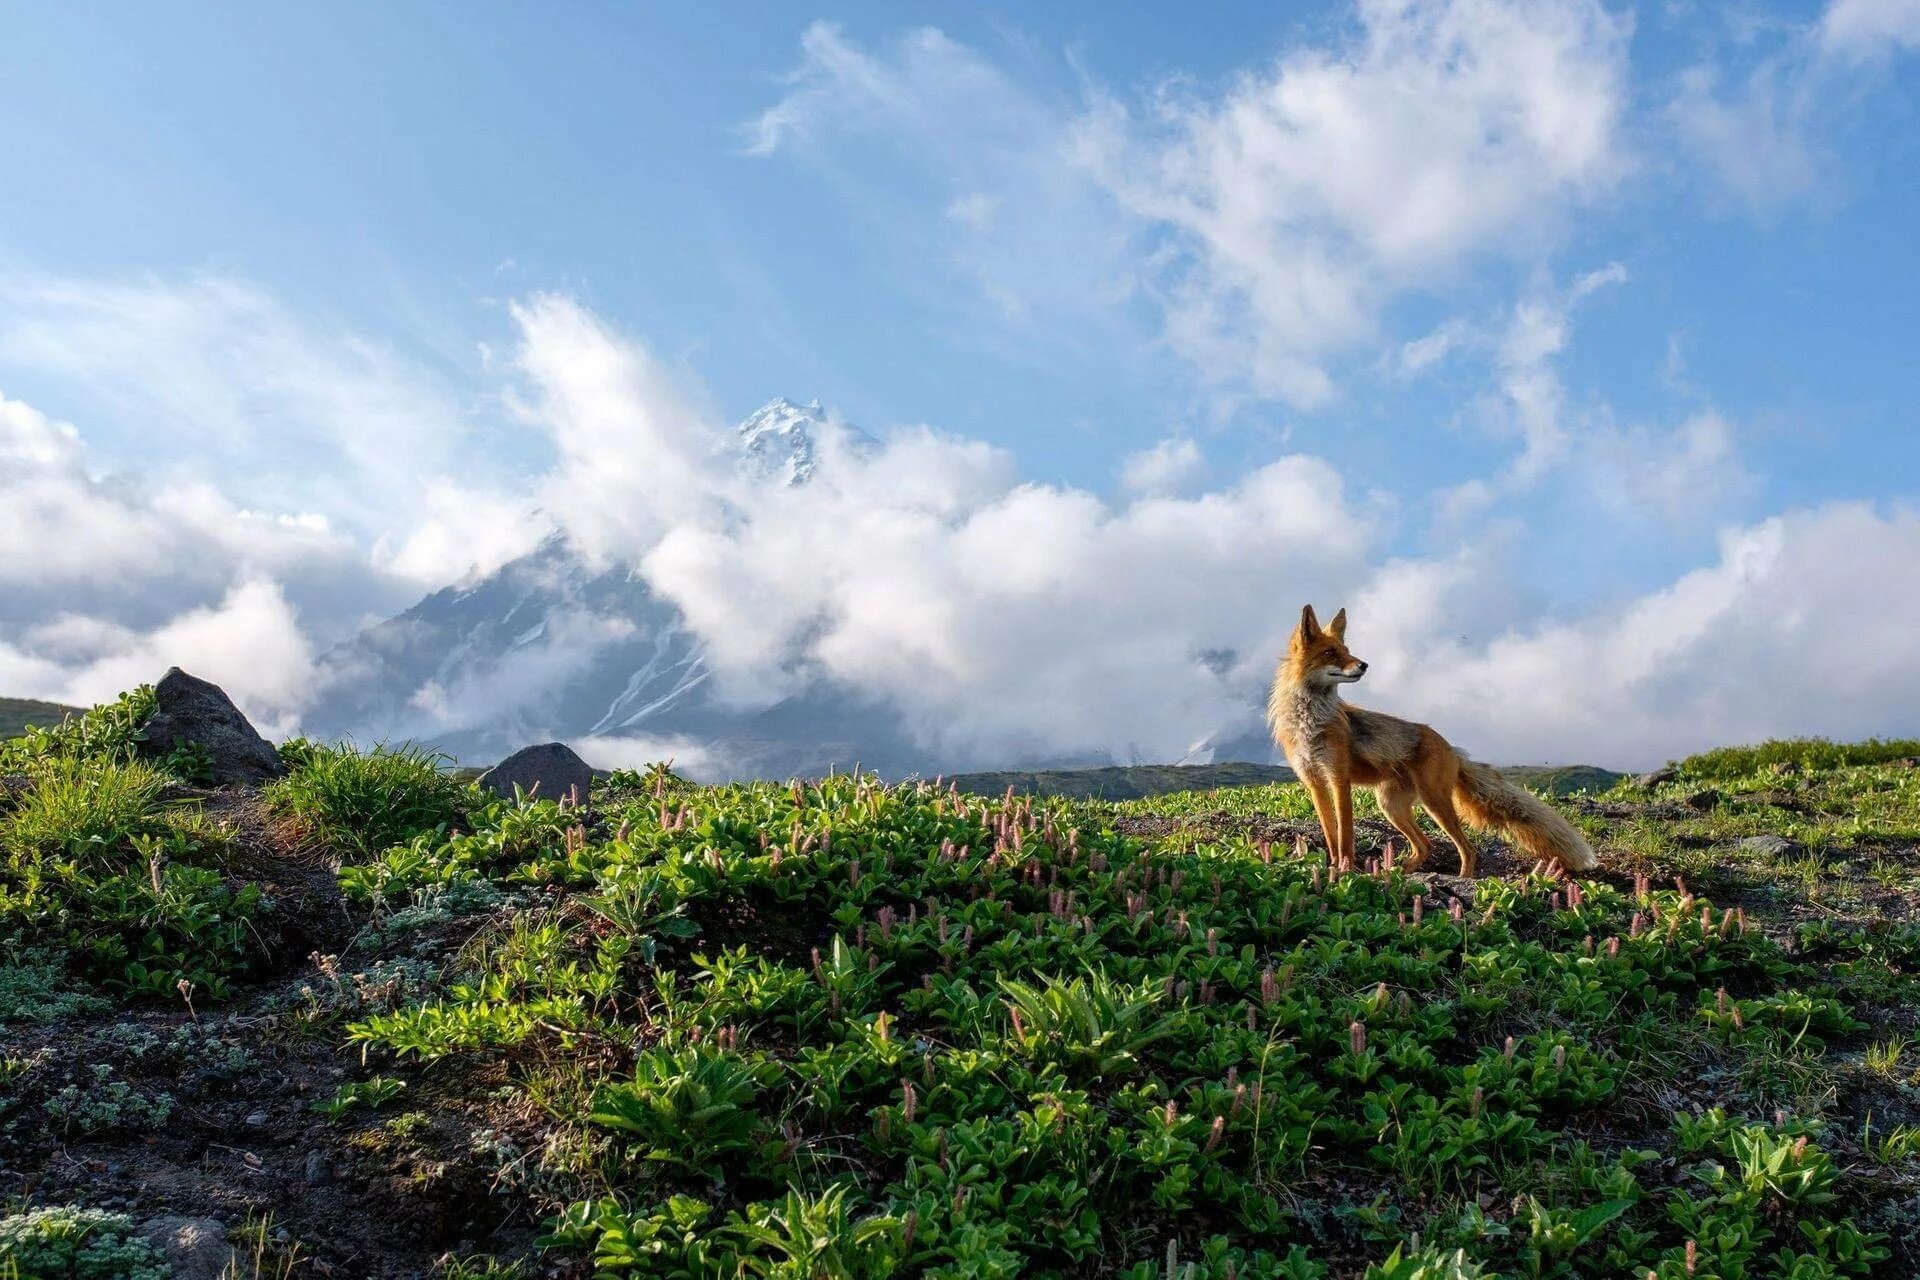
<box><xmin>267</xmin><ymin>738</ymin><xmax>467</xmax><ymax>858</ymax></box>
<box><xmin>316</xmin><ymin>1074</ymin><xmax>409</xmax><ymax>1119</ymax></box>
<box><xmin>589</xmin><ymin>1044</ymin><xmax>777</xmax><ymax>1169</ymax></box>
<box><xmin>999</xmin><ymin>970</ymin><xmax>1175</xmax><ymax>1075</ymax></box>
<box><xmin>0</xmin><ymin>1205</ymin><xmax>169</xmax><ymax>1280</ymax></box>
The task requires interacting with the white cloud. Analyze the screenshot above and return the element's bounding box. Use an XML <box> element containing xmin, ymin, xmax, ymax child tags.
<box><xmin>1586</xmin><ymin>409</ymin><xmax>1752</xmax><ymax>526</ymax></box>
<box><xmin>1489</xmin><ymin>263</ymin><xmax>1626</xmax><ymax>482</ymax></box>
<box><xmin>1670</xmin><ymin>0</ymin><xmax>1920</xmax><ymax>209</ymax></box>
<box><xmin>0</xmin><ymin>388</ymin><xmax>386</xmax><ymax>621</ymax></box>
<box><xmin>1393</xmin><ymin>318</ymin><xmax>1472</xmax><ymax>376</ymax></box>
<box><xmin>1118</xmin><ymin>437</ymin><xmax>1207</xmax><ymax>496</ymax></box>
<box><xmin>510</xmin><ymin>294</ymin><xmax>728</xmax><ymax>567</ymax></box>
<box><xmin>635</xmin><ymin>436</ymin><xmax>1379</xmax><ymax>763</ymax></box>
<box><xmin>0</xmin><ymin>273</ymin><xmax>478</xmax><ymax>531</ymax></box>
<box><xmin>1074</xmin><ymin>0</ymin><xmax>1631</xmax><ymax>405</ymax></box>
<box><xmin>1667</xmin><ymin>59</ymin><xmax>1827</xmax><ymax>208</ymax></box>
<box><xmin>1361</xmin><ymin>502</ymin><xmax>1920</xmax><ymax>767</ymax></box>
<box><xmin>0</xmin><ymin>579</ymin><xmax>316</xmax><ymax>733</ymax></box>
<box><xmin>574</xmin><ymin>733</ymin><xmax>736</xmax><ymax>783</ymax></box>
<box><xmin>0</xmin><ymin>280</ymin><xmax>1898</xmax><ymax>778</ymax></box>
<box><xmin>1821</xmin><ymin>0</ymin><xmax>1920</xmax><ymax>59</ymax></box>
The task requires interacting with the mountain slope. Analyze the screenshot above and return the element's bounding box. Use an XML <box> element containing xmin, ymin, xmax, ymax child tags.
<box><xmin>302</xmin><ymin>400</ymin><xmax>932</xmax><ymax>775</ymax></box>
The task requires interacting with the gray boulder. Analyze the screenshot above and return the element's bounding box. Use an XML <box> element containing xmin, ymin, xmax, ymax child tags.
<box><xmin>1634</xmin><ymin>766</ymin><xmax>1677</xmax><ymax>789</ymax></box>
<box><xmin>479</xmin><ymin>742</ymin><xmax>594</xmax><ymax>806</ymax></box>
<box><xmin>139</xmin><ymin>1215</ymin><xmax>237</xmax><ymax>1280</ymax></box>
<box><xmin>137</xmin><ymin>668</ymin><xmax>285</xmax><ymax>786</ymax></box>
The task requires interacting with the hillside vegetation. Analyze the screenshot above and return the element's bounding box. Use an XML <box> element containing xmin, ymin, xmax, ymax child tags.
<box><xmin>0</xmin><ymin>696</ymin><xmax>79</xmax><ymax>740</ymax></box>
<box><xmin>1</xmin><ymin>691</ymin><xmax>1917</xmax><ymax>1278</ymax></box>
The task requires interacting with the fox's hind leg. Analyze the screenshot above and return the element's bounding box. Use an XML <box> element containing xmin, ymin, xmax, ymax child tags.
<box><xmin>1418</xmin><ymin>787</ymin><xmax>1479</xmax><ymax>878</ymax></box>
<box><xmin>1376</xmin><ymin>778</ymin><xmax>1434</xmax><ymax>871</ymax></box>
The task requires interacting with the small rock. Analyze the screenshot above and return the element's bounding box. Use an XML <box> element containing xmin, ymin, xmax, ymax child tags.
<box><xmin>244</xmin><ymin>1109</ymin><xmax>270</xmax><ymax>1127</ymax></box>
<box><xmin>478</xmin><ymin>741</ymin><xmax>595</xmax><ymax>807</ymax></box>
<box><xmin>1408</xmin><ymin>872</ymin><xmax>1476</xmax><ymax>905</ymax></box>
<box><xmin>304</xmin><ymin>1149</ymin><xmax>332</xmax><ymax>1184</ymax></box>
<box><xmin>136</xmin><ymin>667</ymin><xmax>286</xmax><ymax>786</ymax></box>
<box><xmin>1683</xmin><ymin>789</ymin><xmax>1721</xmax><ymax>812</ymax></box>
<box><xmin>1634</xmin><ymin>766</ymin><xmax>1677</xmax><ymax>789</ymax></box>
<box><xmin>139</xmin><ymin>1215</ymin><xmax>239</xmax><ymax>1280</ymax></box>
<box><xmin>1737</xmin><ymin>834</ymin><xmax>1798</xmax><ymax>858</ymax></box>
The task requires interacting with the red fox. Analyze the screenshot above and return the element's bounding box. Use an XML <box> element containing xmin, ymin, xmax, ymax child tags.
<box><xmin>1267</xmin><ymin>605</ymin><xmax>1598</xmax><ymax>877</ymax></box>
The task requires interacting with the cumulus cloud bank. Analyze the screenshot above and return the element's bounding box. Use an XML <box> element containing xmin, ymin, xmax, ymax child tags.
<box><xmin>1</xmin><ymin>285</ymin><xmax>1915</xmax><ymax>771</ymax></box>
<box><xmin>2</xmin><ymin>0</ymin><xmax>1915</xmax><ymax>770</ymax></box>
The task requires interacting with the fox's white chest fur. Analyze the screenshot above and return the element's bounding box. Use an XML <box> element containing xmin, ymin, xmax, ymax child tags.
<box><xmin>1267</xmin><ymin>681</ymin><xmax>1343</xmax><ymax>775</ymax></box>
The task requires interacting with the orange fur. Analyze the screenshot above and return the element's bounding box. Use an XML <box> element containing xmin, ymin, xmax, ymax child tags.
<box><xmin>1266</xmin><ymin>604</ymin><xmax>1597</xmax><ymax>877</ymax></box>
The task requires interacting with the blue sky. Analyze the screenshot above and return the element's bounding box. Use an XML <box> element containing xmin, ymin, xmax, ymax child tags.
<box><xmin>2</xmin><ymin>0</ymin><xmax>1918</xmax><ymax>767</ymax></box>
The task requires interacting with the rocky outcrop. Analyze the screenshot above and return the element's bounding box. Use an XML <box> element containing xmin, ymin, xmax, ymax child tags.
<box><xmin>478</xmin><ymin>741</ymin><xmax>595</xmax><ymax>806</ymax></box>
<box><xmin>137</xmin><ymin>668</ymin><xmax>285</xmax><ymax>786</ymax></box>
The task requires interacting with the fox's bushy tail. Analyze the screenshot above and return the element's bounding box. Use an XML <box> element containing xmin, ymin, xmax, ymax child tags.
<box><xmin>1453</xmin><ymin>761</ymin><xmax>1598</xmax><ymax>871</ymax></box>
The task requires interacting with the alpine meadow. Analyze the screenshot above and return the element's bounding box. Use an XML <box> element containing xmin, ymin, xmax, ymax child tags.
<box><xmin>4</xmin><ymin>1</ymin><xmax>1920</xmax><ymax>1277</ymax></box>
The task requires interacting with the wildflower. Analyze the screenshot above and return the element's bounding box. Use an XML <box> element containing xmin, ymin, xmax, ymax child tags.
<box><xmin>1204</xmin><ymin>1115</ymin><xmax>1226</xmax><ymax>1153</ymax></box>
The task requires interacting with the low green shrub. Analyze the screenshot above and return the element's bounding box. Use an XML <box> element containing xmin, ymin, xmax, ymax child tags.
<box><xmin>0</xmin><ymin>688</ymin><xmax>156</xmax><ymax>773</ymax></box>
<box><xmin>42</xmin><ymin>1064</ymin><xmax>175</xmax><ymax>1136</ymax></box>
<box><xmin>338</xmin><ymin>772</ymin><xmax>1897</xmax><ymax>1276</ymax></box>
<box><xmin>0</xmin><ymin>952</ymin><xmax>112</xmax><ymax>1024</ymax></box>
<box><xmin>0</xmin><ymin>1205</ymin><xmax>169</xmax><ymax>1279</ymax></box>
<box><xmin>0</xmin><ymin>758</ymin><xmax>263</xmax><ymax>999</ymax></box>
<box><xmin>267</xmin><ymin>739</ymin><xmax>467</xmax><ymax>858</ymax></box>
<box><xmin>1676</xmin><ymin>737</ymin><xmax>1920</xmax><ymax>781</ymax></box>
<box><xmin>0</xmin><ymin>756</ymin><xmax>169</xmax><ymax>854</ymax></box>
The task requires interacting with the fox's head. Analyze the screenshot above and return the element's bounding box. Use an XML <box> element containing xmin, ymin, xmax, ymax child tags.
<box><xmin>1286</xmin><ymin>604</ymin><xmax>1368</xmax><ymax>690</ymax></box>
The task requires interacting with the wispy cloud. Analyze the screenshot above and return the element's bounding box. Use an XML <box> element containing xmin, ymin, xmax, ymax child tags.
<box><xmin>1668</xmin><ymin>0</ymin><xmax>1920</xmax><ymax>210</ymax></box>
<box><xmin>1074</xmin><ymin>0</ymin><xmax>1632</xmax><ymax>407</ymax></box>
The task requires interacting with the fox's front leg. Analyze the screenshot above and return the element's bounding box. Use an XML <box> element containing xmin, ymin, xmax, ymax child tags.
<box><xmin>1333</xmin><ymin>777</ymin><xmax>1356</xmax><ymax>871</ymax></box>
<box><xmin>1302</xmin><ymin>773</ymin><xmax>1343</xmax><ymax>871</ymax></box>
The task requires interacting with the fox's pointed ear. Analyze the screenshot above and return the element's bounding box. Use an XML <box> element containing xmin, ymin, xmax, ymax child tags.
<box><xmin>1297</xmin><ymin>604</ymin><xmax>1321</xmax><ymax>641</ymax></box>
<box><xmin>1327</xmin><ymin>608</ymin><xmax>1347</xmax><ymax>641</ymax></box>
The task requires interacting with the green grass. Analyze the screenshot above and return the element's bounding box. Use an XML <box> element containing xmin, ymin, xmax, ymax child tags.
<box><xmin>0</xmin><ymin>755</ymin><xmax>263</xmax><ymax>999</ymax></box>
<box><xmin>943</xmin><ymin>762</ymin><xmax>1298</xmax><ymax>800</ymax></box>
<box><xmin>265</xmin><ymin>738</ymin><xmax>469</xmax><ymax>859</ymax></box>
<box><xmin>331</xmin><ymin>761</ymin><xmax>1909</xmax><ymax>1278</ymax></box>
<box><xmin>0</xmin><ymin>756</ymin><xmax>170</xmax><ymax>854</ymax></box>
<box><xmin>0</xmin><ymin>1205</ymin><xmax>169</xmax><ymax>1279</ymax></box>
<box><xmin>7</xmin><ymin>700</ymin><xmax>1920</xmax><ymax>1276</ymax></box>
<box><xmin>1673</xmin><ymin>736</ymin><xmax>1920</xmax><ymax>782</ymax></box>
<box><xmin>0</xmin><ymin>687</ymin><xmax>157</xmax><ymax>775</ymax></box>
<box><xmin>941</xmin><ymin>761</ymin><xmax>1623</xmax><ymax>802</ymax></box>
<box><xmin>0</xmin><ymin>696</ymin><xmax>80</xmax><ymax>741</ymax></box>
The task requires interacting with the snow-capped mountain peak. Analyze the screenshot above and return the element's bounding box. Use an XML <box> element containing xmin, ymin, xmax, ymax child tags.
<box><xmin>735</xmin><ymin>396</ymin><xmax>875</xmax><ymax>487</ymax></box>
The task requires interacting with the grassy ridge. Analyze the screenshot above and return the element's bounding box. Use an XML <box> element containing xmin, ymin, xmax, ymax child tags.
<box><xmin>943</xmin><ymin>761</ymin><xmax>1624</xmax><ymax>801</ymax></box>
<box><xmin>1</xmin><ymin>699</ymin><xmax>1916</xmax><ymax>1277</ymax></box>
<box><xmin>0</xmin><ymin>696</ymin><xmax>79</xmax><ymax>741</ymax></box>
<box><xmin>943</xmin><ymin>761</ymin><xmax>1298</xmax><ymax>800</ymax></box>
